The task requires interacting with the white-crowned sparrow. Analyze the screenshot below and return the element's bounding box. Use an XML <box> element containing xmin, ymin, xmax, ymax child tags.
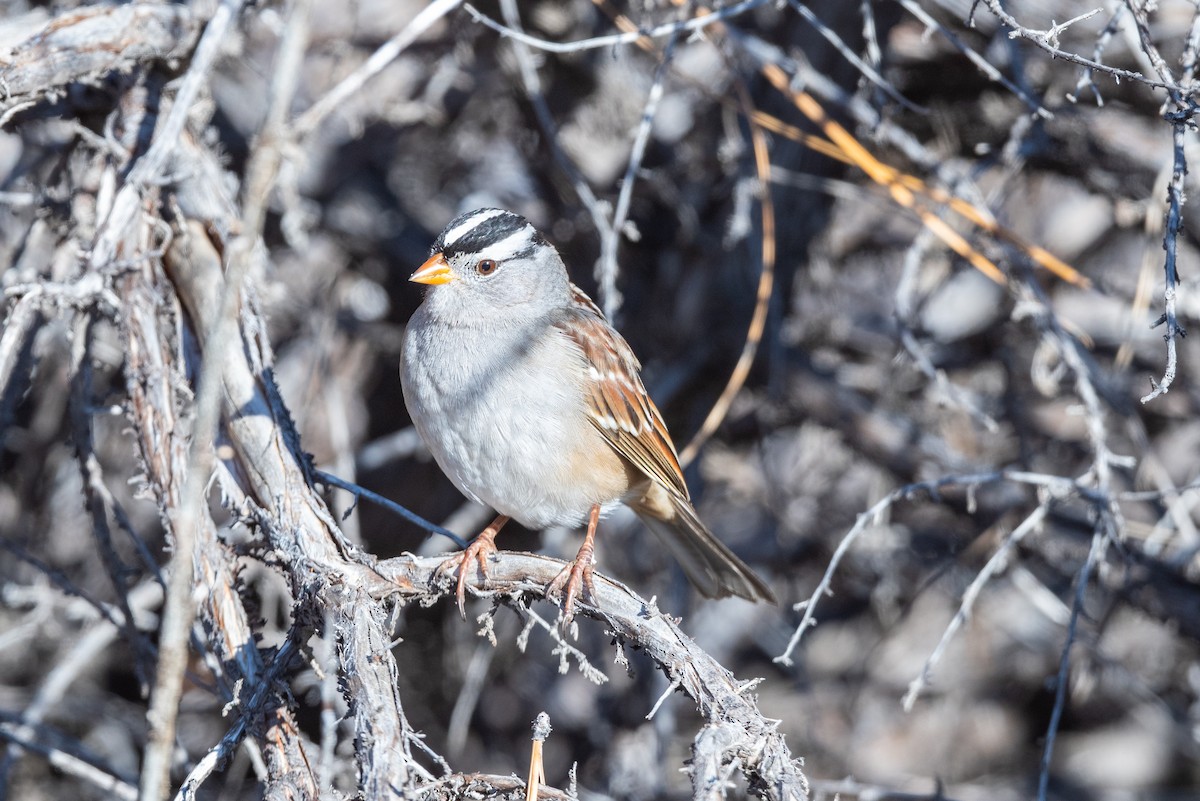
<box><xmin>401</xmin><ymin>208</ymin><xmax>775</xmax><ymax>614</ymax></box>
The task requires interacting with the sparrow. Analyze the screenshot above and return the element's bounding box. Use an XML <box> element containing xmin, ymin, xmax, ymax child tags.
<box><xmin>401</xmin><ymin>208</ymin><xmax>775</xmax><ymax>617</ymax></box>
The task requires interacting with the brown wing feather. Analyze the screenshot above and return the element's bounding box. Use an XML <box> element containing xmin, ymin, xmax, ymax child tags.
<box><xmin>555</xmin><ymin>284</ymin><xmax>688</xmax><ymax>498</ymax></box>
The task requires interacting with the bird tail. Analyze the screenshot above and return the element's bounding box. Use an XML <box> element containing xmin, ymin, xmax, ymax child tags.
<box><xmin>631</xmin><ymin>486</ymin><xmax>776</xmax><ymax>604</ymax></box>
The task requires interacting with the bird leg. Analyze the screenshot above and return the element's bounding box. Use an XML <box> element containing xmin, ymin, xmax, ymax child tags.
<box><xmin>547</xmin><ymin>503</ymin><xmax>601</xmax><ymax>624</ymax></box>
<box><xmin>438</xmin><ymin>514</ymin><xmax>509</xmax><ymax>618</ymax></box>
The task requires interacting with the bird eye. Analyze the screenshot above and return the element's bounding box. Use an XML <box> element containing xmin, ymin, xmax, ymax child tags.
<box><xmin>475</xmin><ymin>259</ymin><xmax>499</xmax><ymax>276</ymax></box>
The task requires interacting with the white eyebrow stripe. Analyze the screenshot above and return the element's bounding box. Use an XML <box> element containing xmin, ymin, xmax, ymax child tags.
<box><xmin>441</xmin><ymin>209</ymin><xmax>507</xmax><ymax>248</ymax></box>
<box><xmin>478</xmin><ymin>229</ymin><xmax>538</xmax><ymax>261</ymax></box>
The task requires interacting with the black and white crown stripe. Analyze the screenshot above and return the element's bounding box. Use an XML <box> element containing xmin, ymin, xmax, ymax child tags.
<box><xmin>434</xmin><ymin>208</ymin><xmax>548</xmax><ymax>263</ymax></box>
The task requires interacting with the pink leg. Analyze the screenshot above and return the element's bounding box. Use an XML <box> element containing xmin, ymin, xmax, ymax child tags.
<box><xmin>547</xmin><ymin>504</ymin><xmax>601</xmax><ymax>624</ymax></box>
<box><xmin>438</xmin><ymin>514</ymin><xmax>509</xmax><ymax>618</ymax></box>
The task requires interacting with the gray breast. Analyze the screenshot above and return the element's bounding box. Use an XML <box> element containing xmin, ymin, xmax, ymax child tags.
<box><xmin>401</xmin><ymin>313</ymin><xmax>591</xmax><ymax>525</ymax></box>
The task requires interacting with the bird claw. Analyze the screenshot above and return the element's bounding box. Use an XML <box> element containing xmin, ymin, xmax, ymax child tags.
<box><xmin>437</xmin><ymin>530</ymin><xmax>499</xmax><ymax>618</ymax></box>
<box><xmin>546</xmin><ymin>544</ymin><xmax>596</xmax><ymax>627</ymax></box>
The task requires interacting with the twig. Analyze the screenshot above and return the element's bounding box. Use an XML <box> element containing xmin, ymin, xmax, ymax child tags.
<box><xmin>970</xmin><ymin>0</ymin><xmax>1179</xmax><ymax>92</ymax></box>
<box><xmin>499</xmin><ymin>0</ymin><xmax>614</xmax><ymax>275</ymax></box>
<box><xmin>787</xmin><ymin>0</ymin><xmax>925</xmax><ymax>114</ymax></box>
<box><xmin>525</xmin><ymin>713</ymin><xmax>551</xmax><ymax>801</ymax></box>
<box><xmin>511</xmin><ymin>602</ymin><xmax>608</xmax><ymax>684</ymax></box>
<box><xmin>860</xmin><ymin>0</ymin><xmax>883</xmax><ymax>76</ymax></box>
<box><xmin>447</xmin><ymin>639</ymin><xmax>496</xmax><ymax>757</ymax></box>
<box><xmin>894</xmin><ymin>224</ymin><xmax>1001</xmax><ymax>432</ymax></box>
<box><xmin>317</xmin><ymin>610</ymin><xmax>339</xmax><ymax>789</ymax></box>
<box><xmin>1012</xmin><ymin>254</ymin><xmax>1125</xmax><ymax>799</ymax></box>
<box><xmin>902</xmin><ymin>501</ymin><xmax>1050</xmax><ymax>710</ymax></box>
<box><xmin>0</xmin><ymin>296</ymin><xmax>41</xmax><ymax>437</ymax></box>
<box><xmin>0</xmin><ymin>624</ymin><xmax>117</xmax><ymax>784</ymax></box>
<box><xmin>596</xmin><ymin>24</ymin><xmax>681</xmax><ymax>319</ymax></box>
<box><xmin>137</xmin><ymin>4</ymin><xmax>251</xmax><ymax>800</ymax></box>
<box><xmin>314</xmin><ymin>468</ymin><xmax>467</xmax><ymax>548</ymax></box>
<box><xmin>464</xmin><ymin>0</ymin><xmax>771</xmax><ymax>55</ymax></box>
<box><xmin>774</xmin><ymin>469</ymin><xmax>1089</xmax><ymax>666</ymax></box>
<box><xmin>1069</xmin><ymin>5</ymin><xmax>1126</xmax><ymax>105</ymax></box>
<box><xmin>646</xmin><ymin>678</ymin><xmax>683</xmax><ymax>720</ymax></box>
<box><xmin>90</xmin><ymin>0</ymin><xmax>242</xmax><ymax>273</ymax></box>
<box><xmin>0</xmin><ymin>720</ymin><xmax>138</xmax><ymax>801</ymax></box>
<box><xmin>1036</xmin><ymin>529</ymin><xmax>1109</xmax><ymax>801</ymax></box>
<box><xmin>291</xmin><ymin>0</ymin><xmax>464</xmax><ymax>138</ymax></box>
<box><xmin>1120</xmin><ymin>1</ymin><xmax>1174</xmax><ymax>87</ymax></box>
<box><xmin>0</xmin><ymin>540</ymin><xmax>128</xmax><ymax>632</ymax></box>
<box><xmin>678</xmin><ymin>71</ymin><xmax>776</xmax><ymax>467</ymax></box>
<box><xmin>172</xmin><ymin>640</ymin><xmax>301</xmax><ymax>801</ymax></box>
<box><xmin>894</xmin><ymin>0</ymin><xmax>1051</xmax><ymax>116</ymax></box>
<box><xmin>1141</xmin><ymin>107</ymin><xmax>1190</xmax><ymax>403</ymax></box>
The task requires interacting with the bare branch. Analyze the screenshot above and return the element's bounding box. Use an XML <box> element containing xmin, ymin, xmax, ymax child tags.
<box><xmin>895</xmin><ymin>0</ymin><xmax>1051</xmax><ymax>116</ymax></box>
<box><xmin>1036</xmin><ymin>529</ymin><xmax>1110</xmax><ymax>801</ymax></box>
<box><xmin>596</xmin><ymin>25</ymin><xmax>681</xmax><ymax>318</ymax></box>
<box><xmin>464</xmin><ymin>0</ymin><xmax>771</xmax><ymax>55</ymax></box>
<box><xmin>0</xmin><ymin>719</ymin><xmax>138</xmax><ymax>801</ymax></box>
<box><xmin>374</xmin><ymin>552</ymin><xmax>809</xmax><ymax>801</ymax></box>
<box><xmin>902</xmin><ymin>501</ymin><xmax>1050</xmax><ymax>710</ymax></box>
<box><xmin>291</xmin><ymin>0</ymin><xmax>465</xmax><ymax>138</ymax></box>
<box><xmin>0</xmin><ymin>4</ymin><xmax>199</xmax><ymax>115</ymax></box>
<box><xmin>971</xmin><ymin>0</ymin><xmax>1180</xmax><ymax>91</ymax></box>
<box><xmin>1141</xmin><ymin>107</ymin><xmax>1190</xmax><ymax>403</ymax></box>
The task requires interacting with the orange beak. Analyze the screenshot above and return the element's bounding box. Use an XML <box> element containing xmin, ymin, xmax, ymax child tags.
<box><xmin>409</xmin><ymin>252</ymin><xmax>456</xmax><ymax>285</ymax></box>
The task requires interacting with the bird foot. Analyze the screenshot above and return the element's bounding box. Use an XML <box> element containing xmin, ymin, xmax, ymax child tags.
<box><xmin>437</xmin><ymin>519</ymin><xmax>505</xmax><ymax>618</ymax></box>
<box><xmin>546</xmin><ymin>541</ymin><xmax>596</xmax><ymax>627</ymax></box>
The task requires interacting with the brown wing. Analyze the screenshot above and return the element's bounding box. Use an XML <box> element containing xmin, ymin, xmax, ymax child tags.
<box><xmin>554</xmin><ymin>284</ymin><xmax>689</xmax><ymax>499</ymax></box>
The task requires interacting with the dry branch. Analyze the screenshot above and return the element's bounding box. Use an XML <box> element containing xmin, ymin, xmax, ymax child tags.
<box><xmin>0</xmin><ymin>4</ymin><xmax>199</xmax><ymax>117</ymax></box>
<box><xmin>373</xmin><ymin>552</ymin><xmax>807</xmax><ymax>801</ymax></box>
<box><xmin>4</xmin><ymin>2</ymin><xmax>1200</xmax><ymax>800</ymax></box>
<box><xmin>161</xmin><ymin>214</ymin><xmax>422</xmax><ymax>796</ymax></box>
<box><xmin>157</xmin><ymin>147</ymin><xmax>806</xmax><ymax>796</ymax></box>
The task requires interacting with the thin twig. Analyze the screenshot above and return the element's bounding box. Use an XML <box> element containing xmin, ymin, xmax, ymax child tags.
<box><xmin>499</xmin><ymin>0</ymin><xmax>614</xmax><ymax>273</ymax></box>
<box><xmin>894</xmin><ymin>0</ymin><xmax>1051</xmax><ymax>116</ymax></box>
<box><xmin>1141</xmin><ymin>107</ymin><xmax>1190</xmax><ymax>403</ymax></box>
<box><xmin>597</xmin><ymin>25</ymin><xmax>681</xmax><ymax>319</ymax></box>
<box><xmin>446</xmin><ymin>639</ymin><xmax>497</xmax><ymax>757</ymax></box>
<box><xmin>172</xmin><ymin>640</ymin><xmax>301</xmax><ymax>801</ymax></box>
<box><xmin>902</xmin><ymin>501</ymin><xmax>1049</xmax><ymax>710</ymax></box>
<box><xmin>678</xmin><ymin>70</ymin><xmax>776</xmax><ymax>466</ymax></box>
<box><xmin>1069</xmin><ymin>5</ymin><xmax>1126</xmax><ymax>105</ymax></box>
<box><xmin>774</xmin><ymin>468</ymin><xmax>1090</xmax><ymax>665</ymax></box>
<box><xmin>1035</xmin><ymin>529</ymin><xmax>1109</xmax><ymax>801</ymax></box>
<box><xmin>291</xmin><ymin>0</ymin><xmax>464</xmax><ymax>138</ymax></box>
<box><xmin>0</xmin><ymin>720</ymin><xmax>138</xmax><ymax>801</ymax></box>
<box><xmin>464</xmin><ymin>0</ymin><xmax>771</xmax><ymax>55</ymax></box>
<box><xmin>971</xmin><ymin>0</ymin><xmax>1179</xmax><ymax>92</ymax></box>
<box><xmin>788</xmin><ymin>0</ymin><xmax>925</xmax><ymax>114</ymax></box>
<box><xmin>313</xmin><ymin>468</ymin><xmax>468</xmax><ymax>548</ymax></box>
<box><xmin>132</xmin><ymin>6</ymin><xmax>247</xmax><ymax>801</ymax></box>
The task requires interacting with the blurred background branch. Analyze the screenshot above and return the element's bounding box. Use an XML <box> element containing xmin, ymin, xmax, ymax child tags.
<box><xmin>2</xmin><ymin>0</ymin><xmax>1200</xmax><ymax>799</ymax></box>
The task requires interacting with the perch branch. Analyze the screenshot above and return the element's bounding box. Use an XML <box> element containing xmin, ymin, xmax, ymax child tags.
<box><xmin>373</xmin><ymin>552</ymin><xmax>809</xmax><ymax>801</ymax></box>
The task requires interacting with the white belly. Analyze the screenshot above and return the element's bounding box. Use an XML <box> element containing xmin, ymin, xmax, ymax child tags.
<box><xmin>401</xmin><ymin>314</ymin><xmax>619</xmax><ymax>529</ymax></box>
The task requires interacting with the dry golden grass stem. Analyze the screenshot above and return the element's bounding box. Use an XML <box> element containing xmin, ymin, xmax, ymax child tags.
<box><xmin>524</xmin><ymin>713</ymin><xmax>550</xmax><ymax>801</ymax></box>
<box><xmin>635</xmin><ymin>6</ymin><xmax>1087</xmax><ymax>290</ymax></box>
<box><xmin>590</xmin><ymin>0</ymin><xmax>1090</xmax><ymax>465</ymax></box>
<box><xmin>594</xmin><ymin>1</ymin><xmax>1090</xmax><ymax>292</ymax></box>
<box><xmin>587</xmin><ymin>0</ymin><xmax>776</xmax><ymax>466</ymax></box>
<box><xmin>679</xmin><ymin>79</ymin><xmax>776</xmax><ymax>466</ymax></box>
<box><xmin>752</xmin><ymin>65</ymin><xmax>1091</xmax><ymax>289</ymax></box>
